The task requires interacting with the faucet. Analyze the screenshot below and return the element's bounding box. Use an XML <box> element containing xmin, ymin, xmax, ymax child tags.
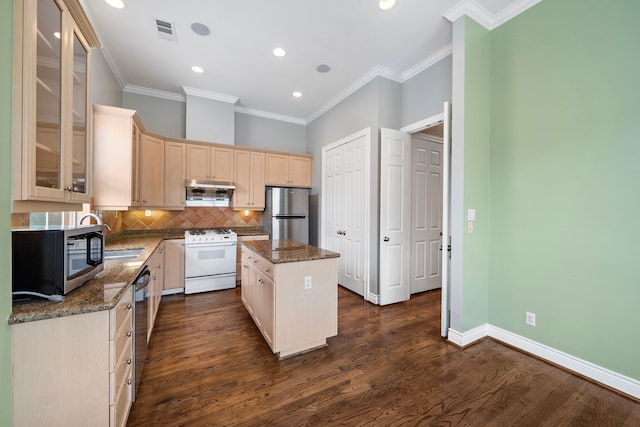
<box><xmin>79</xmin><ymin>213</ymin><xmax>112</xmax><ymax>231</ymax></box>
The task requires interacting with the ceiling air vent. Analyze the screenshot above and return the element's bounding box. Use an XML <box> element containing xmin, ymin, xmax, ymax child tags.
<box><xmin>155</xmin><ymin>19</ymin><xmax>177</xmax><ymax>42</ymax></box>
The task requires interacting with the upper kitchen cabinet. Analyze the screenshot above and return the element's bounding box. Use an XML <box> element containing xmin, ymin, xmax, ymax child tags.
<box><xmin>185</xmin><ymin>144</ymin><xmax>234</xmax><ymax>183</ymax></box>
<box><xmin>233</xmin><ymin>150</ymin><xmax>265</xmax><ymax>210</ymax></box>
<box><xmin>139</xmin><ymin>134</ymin><xmax>165</xmax><ymax>207</ymax></box>
<box><xmin>164</xmin><ymin>141</ymin><xmax>186</xmax><ymax>209</ymax></box>
<box><xmin>93</xmin><ymin>104</ymin><xmax>144</xmax><ymax>210</ymax></box>
<box><xmin>12</xmin><ymin>0</ymin><xmax>100</xmax><ymax>212</ymax></box>
<box><xmin>265</xmin><ymin>153</ymin><xmax>313</xmax><ymax>188</ymax></box>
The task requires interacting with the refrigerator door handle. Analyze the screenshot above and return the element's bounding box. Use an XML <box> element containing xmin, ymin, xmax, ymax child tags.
<box><xmin>274</xmin><ymin>215</ymin><xmax>307</xmax><ymax>219</ymax></box>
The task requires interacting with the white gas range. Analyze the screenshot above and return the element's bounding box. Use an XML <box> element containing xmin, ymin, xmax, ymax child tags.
<box><xmin>184</xmin><ymin>229</ymin><xmax>237</xmax><ymax>294</ymax></box>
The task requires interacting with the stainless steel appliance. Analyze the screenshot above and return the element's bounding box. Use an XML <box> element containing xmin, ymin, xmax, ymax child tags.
<box><xmin>185</xmin><ymin>179</ymin><xmax>235</xmax><ymax>207</ymax></box>
<box><xmin>133</xmin><ymin>265</ymin><xmax>151</xmax><ymax>401</ymax></box>
<box><xmin>12</xmin><ymin>224</ymin><xmax>104</xmax><ymax>299</ymax></box>
<box><xmin>263</xmin><ymin>187</ymin><xmax>309</xmax><ymax>244</ymax></box>
<box><xmin>184</xmin><ymin>230</ymin><xmax>237</xmax><ymax>294</ymax></box>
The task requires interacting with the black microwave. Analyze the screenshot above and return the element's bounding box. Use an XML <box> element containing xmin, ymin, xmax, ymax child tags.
<box><xmin>12</xmin><ymin>224</ymin><xmax>105</xmax><ymax>299</ymax></box>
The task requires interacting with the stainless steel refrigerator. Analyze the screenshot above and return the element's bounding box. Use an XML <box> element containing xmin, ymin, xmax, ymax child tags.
<box><xmin>263</xmin><ymin>187</ymin><xmax>309</xmax><ymax>244</ymax></box>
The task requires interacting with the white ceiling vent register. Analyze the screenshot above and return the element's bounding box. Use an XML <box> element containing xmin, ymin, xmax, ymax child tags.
<box><xmin>155</xmin><ymin>19</ymin><xmax>177</xmax><ymax>42</ymax></box>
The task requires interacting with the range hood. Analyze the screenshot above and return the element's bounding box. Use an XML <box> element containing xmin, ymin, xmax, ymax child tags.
<box><xmin>185</xmin><ymin>179</ymin><xmax>235</xmax><ymax>207</ymax></box>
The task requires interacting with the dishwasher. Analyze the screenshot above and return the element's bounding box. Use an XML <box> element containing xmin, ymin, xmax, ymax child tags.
<box><xmin>133</xmin><ymin>266</ymin><xmax>151</xmax><ymax>401</ymax></box>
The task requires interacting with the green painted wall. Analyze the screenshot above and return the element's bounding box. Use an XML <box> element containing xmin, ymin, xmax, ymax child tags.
<box><xmin>462</xmin><ymin>18</ymin><xmax>491</xmax><ymax>330</ymax></box>
<box><xmin>488</xmin><ymin>0</ymin><xmax>640</xmax><ymax>379</ymax></box>
<box><xmin>0</xmin><ymin>0</ymin><xmax>13</xmax><ymax>424</ymax></box>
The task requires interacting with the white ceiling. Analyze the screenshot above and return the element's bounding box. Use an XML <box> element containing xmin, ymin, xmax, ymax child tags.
<box><xmin>81</xmin><ymin>0</ymin><xmax>520</xmax><ymax>124</ymax></box>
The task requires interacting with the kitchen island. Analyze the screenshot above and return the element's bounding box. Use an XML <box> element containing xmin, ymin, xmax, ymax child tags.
<box><xmin>241</xmin><ymin>239</ymin><xmax>340</xmax><ymax>358</ymax></box>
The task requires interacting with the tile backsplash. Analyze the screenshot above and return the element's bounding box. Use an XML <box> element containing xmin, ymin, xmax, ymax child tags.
<box><xmin>106</xmin><ymin>207</ymin><xmax>261</xmax><ymax>232</ymax></box>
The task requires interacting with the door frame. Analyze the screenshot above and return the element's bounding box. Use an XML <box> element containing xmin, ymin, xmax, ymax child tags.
<box><xmin>321</xmin><ymin>127</ymin><xmax>372</xmax><ymax>301</ymax></box>
<box><xmin>401</xmin><ymin>106</ymin><xmax>451</xmax><ymax>337</ymax></box>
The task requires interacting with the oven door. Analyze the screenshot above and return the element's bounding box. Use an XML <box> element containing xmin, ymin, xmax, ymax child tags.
<box><xmin>185</xmin><ymin>242</ymin><xmax>237</xmax><ymax>278</ymax></box>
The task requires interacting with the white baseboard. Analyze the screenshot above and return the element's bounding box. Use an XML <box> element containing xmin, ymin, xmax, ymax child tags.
<box><xmin>447</xmin><ymin>324</ymin><xmax>488</xmax><ymax>347</ymax></box>
<box><xmin>161</xmin><ymin>288</ymin><xmax>184</xmax><ymax>296</ymax></box>
<box><xmin>447</xmin><ymin>323</ymin><xmax>640</xmax><ymax>399</ymax></box>
<box><xmin>367</xmin><ymin>292</ymin><xmax>379</xmax><ymax>305</ymax></box>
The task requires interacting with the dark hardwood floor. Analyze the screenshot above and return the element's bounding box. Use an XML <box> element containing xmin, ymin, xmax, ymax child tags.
<box><xmin>128</xmin><ymin>286</ymin><xmax>640</xmax><ymax>426</ymax></box>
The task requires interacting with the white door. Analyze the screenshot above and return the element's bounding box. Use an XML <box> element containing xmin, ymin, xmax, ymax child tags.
<box><xmin>441</xmin><ymin>102</ymin><xmax>452</xmax><ymax>337</ymax></box>
<box><xmin>379</xmin><ymin>128</ymin><xmax>411</xmax><ymax>305</ymax></box>
<box><xmin>341</xmin><ymin>140</ymin><xmax>366</xmax><ymax>295</ymax></box>
<box><xmin>410</xmin><ymin>134</ymin><xmax>443</xmax><ymax>294</ymax></box>
<box><xmin>322</xmin><ymin>130</ymin><xmax>369</xmax><ymax>297</ymax></box>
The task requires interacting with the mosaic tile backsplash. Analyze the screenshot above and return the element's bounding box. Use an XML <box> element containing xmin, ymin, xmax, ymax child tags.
<box><xmin>107</xmin><ymin>207</ymin><xmax>261</xmax><ymax>232</ymax></box>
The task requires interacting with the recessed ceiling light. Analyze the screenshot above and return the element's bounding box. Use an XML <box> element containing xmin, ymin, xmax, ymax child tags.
<box><xmin>273</xmin><ymin>47</ymin><xmax>287</xmax><ymax>58</ymax></box>
<box><xmin>53</xmin><ymin>31</ymin><xmax>61</xmax><ymax>39</ymax></box>
<box><xmin>378</xmin><ymin>0</ymin><xmax>396</xmax><ymax>10</ymax></box>
<box><xmin>191</xmin><ymin>66</ymin><xmax>205</xmax><ymax>74</ymax></box>
<box><xmin>105</xmin><ymin>0</ymin><xmax>125</xmax><ymax>9</ymax></box>
<box><xmin>292</xmin><ymin>91</ymin><xmax>302</xmax><ymax>98</ymax></box>
<box><xmin>191</xmin><ymin>23</ymin><xmax>210</xmax><ymax>36</ymax></box>
<box><xmin>316</xmin><ymin>64</ymin><xmax>331</xmax><ymax>73</ymax></box>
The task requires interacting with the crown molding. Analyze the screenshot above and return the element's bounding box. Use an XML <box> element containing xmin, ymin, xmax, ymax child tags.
<box><xmin>182</xmin><ymin>86</ymin><xmax>239</xmax><ymax>104</ymax></box>
<box><xmin>400</xmin><ymin>43</ymin><xmax>453</xmax><ymax>82</ymax></box>
<box><xmin>124</xmin><ymin>85</ymin><xmax>185</xmax><ymax>102</ymax></box>
<box><xmin>444</xmin><ymin>0</ymin><xmax>542</xmax><ymax>30</ymax></box>
<box><xmin>235</xmin><ymin>106</ymin><xmax>306</xmax><ymax>126</ymax></box>
<box><xmin>306</xmin><ymin>65</ymin><xmax>401</xmax><ymax>124</ymax></box>
<box><xmin>79</xmin><ymin>0</ymin><xmax>125</xmax><ymax>89</ymax></box>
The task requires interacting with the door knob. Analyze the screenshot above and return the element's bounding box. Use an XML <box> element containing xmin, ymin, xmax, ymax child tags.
<box><xmin>383</xmin><ymin>236</ymin><xmax>389</xmax><ymax>242</ymax></box>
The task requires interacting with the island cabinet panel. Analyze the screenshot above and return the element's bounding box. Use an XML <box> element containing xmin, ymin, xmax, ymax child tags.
<box><xmin>12</xmin><ymin>287</ymin><xmax>134</xmax><ymax>427</ymax></box>
<box><xmin>236</xmin><ymin>234</ymin><xmax>269</xmax><ymax>280</ymax></box>
<box><xmin>241</xmin><ymin>245</ymin><xmax>338</xmax><ymax>358</ymax></box>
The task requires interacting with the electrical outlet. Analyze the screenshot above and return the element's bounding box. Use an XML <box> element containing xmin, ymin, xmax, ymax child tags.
<box><xmin>304</xmin><ymin>276</ymin><xmax>312</xmax><ymax>290</ymax></box>
<box><xmin>525</xmin><ymin>311</ymin><xmax>536</xmax><ymax>326</ymax></box>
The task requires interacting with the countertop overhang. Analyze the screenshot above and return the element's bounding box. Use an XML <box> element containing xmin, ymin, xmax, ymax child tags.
<box><xmin>242</xmin><ymin>239</ymin><xmax>340</xmax><ymax>264</ymax></box>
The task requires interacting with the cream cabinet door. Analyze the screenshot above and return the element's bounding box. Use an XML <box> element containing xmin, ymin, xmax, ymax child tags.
<box><xmin>186</xmin><ymin>144</ymin><xmax>211</xmax><ymax>181</ymax></box>
<box><xmin>164</xmin><ymin>239</ymin><xmax>185</xmax><ymax>292</ymax></box>
<box><xmin>164</xmin><ymin>142</ymin><xmax>186</xmax><ymax>208</ymax></box>
<box><xmin>211</xmin><ymin>147</ymin><xmax>234</xmax><ymax>182</ymax></box>
<box><xmin>265</xmin><ymin>153</ymin><xmax>290</xmax><ymax>186</ymax></box>
<box><xmin>139</xmin><ymin>135</ymin><xmax>164</xmax><ymax>207</ymax></box>
<box><xmin>289</xmin><ymin>156</ymin><xmax>312</xmax><ymax>187</ymax></box>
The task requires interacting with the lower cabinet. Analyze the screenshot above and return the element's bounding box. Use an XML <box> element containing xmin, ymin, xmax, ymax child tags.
<box><xmin>236</xmin><ymin>234</ymin><xmax>268</xmax><ymax>281</ymax></box>
<box><xmin>240</xmin><ymin>245</ymin><xmax>338</xmax><ymax>358</ymax></box>
<box><xmin>147</xmin><ymin>242</ymin><xmax>164</xmax><ymax>342</ymax></box>
<box><xmin>163</xmin><ymin>239</ymin><xmax>185</xmax><ymax>294</ymax></box>
<box><xmin>12</xmin><ymin>287</ymin><xmax>134</xmax><ymax>427</ymax></box>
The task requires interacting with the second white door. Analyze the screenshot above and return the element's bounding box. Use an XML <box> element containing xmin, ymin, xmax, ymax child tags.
<box><xmin>410</xmin><ymin>133</ymin><xmax>443</xmax><ymax>294</ymax></box>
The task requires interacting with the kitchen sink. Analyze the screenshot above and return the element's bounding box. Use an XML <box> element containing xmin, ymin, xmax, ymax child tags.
<box><xmin>104</xmin><ymin>248</ymin><xmax>144</xmax><ymax>260</ymax></box>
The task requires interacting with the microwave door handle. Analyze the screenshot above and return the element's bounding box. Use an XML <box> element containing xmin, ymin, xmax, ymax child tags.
<box><xmin>85</xmin><ymin>232</ymin><xmax>104</xmax><ymax>267</ymax></box>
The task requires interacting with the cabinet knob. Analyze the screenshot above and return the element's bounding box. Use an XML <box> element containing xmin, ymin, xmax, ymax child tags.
<box><xmin>266</xmin><ymin>269</ymin><xmax>270</xmax><ymax>273</ymax></box>
<box><xmin>126</xmin><ymin>378</ymin><xmax>132</xmax><ymax>385</ymax></box>
<box><xmin>258</xmin><ymin>278</ymin><xmax>264</xmax><ymax>284</ymax></box>
<box><xmin>125</xmin><ymin>357</ymin><xmax>132</xmax><ymax>365</ymax></box>
<box><xmin>125</xmin><ymin>303</ymin><xmax>132</xmax><ymax>310</ymax></box>
<box><xmin>125</xmin><ymin>330</ymin><xmax>132</xmax><ymax>338</ymax></box>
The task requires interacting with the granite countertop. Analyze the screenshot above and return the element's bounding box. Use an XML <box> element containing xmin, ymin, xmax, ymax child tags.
<box><xmin>9</xmin><ymin>234</ymin><xmax>165</xmax><ymax>325</ymax></box>
<box><xmin>242</xmin><ymin>239</ymin><xmax>340</xmax><ymax>264</ymax></box>
<box><xmin>9</xmin><ymin>227</ymin><xmax>269</xmax><ymax>325</ymax></box>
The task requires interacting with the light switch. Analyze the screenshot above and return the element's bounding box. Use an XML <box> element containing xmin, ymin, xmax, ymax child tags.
<box><xmin>467</xmin><ymin>209</ymin><xmax>476</xmax><ymax>221</ymax></box>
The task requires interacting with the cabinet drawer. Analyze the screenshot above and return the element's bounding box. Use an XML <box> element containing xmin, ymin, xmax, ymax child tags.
<box><xmin>253</xmin><ymin>254</ymin><xmax>274</xmax><ymax>280</ymax></box>
<box><xmin>110</xmin><ymin>314</ymin><xmax>133</xmax><ymax>370</ymax></box>
<box><xmin>110</xmin><ymin>287</ymin><xmax>133</xmax><ymax>340</ymax></box>
<box><xmin>241</xmin><ymin>245</ymin><xmax>254</xmax><ymax>262</ymax></box>
<box><xmin>111</xmin><ymin>363</ymin><xmax>133</xmax><ymax>427</ymax></box>
<box><xmin>110</xmin><ymin>336</ymin><xmax>132</xmax><ymax>404</ymax></box>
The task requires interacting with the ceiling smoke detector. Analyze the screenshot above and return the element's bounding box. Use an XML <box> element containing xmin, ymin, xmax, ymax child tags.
<box><xmin>155</xmin><ymin>19</ymin><xmax>177</xmax><ymax>42</ymax></box>
<box><xmin>316</xmin><ymin>64</ymin><xmax>331</xmax><ymax>73</ymax></box>
<box><xmin>191</xmin><ymin>23</ymin><xmax>210</xmax><ymax>36</ymax></box>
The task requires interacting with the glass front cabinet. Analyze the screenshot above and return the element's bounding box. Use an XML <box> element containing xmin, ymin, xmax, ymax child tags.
<box><xmin>13</xmin><ymin>0</ymin><xmax>100</xmax><ymax>210</ymax></box>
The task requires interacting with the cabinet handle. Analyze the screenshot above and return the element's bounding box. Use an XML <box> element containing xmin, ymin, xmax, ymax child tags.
<box><xmin>266</xmin><ymin>268</ymin><xmax>270</xmax><ymax>273</ymax></box>
<box><xmin>126</xmin><ymin>378</ymin><xmax>132</xmax><ymax>385</ymax></box>
<box><xmin>258</xmin><ymin>278</ymin><xmax>264</xmax><ymax>284</ymax></box>
<box><xmin>243</xmin><ymin>264</ymin><xmax>248</xmax><ymax>268</ymax></box>
<box><xmin>125</xmin><ymin>303</ymin><xmax>132</xmax><ymax>310</ymax></box>
<box><xmin>254</xmin><ymin>259</ymin><xmax>258</xmax><ymax>263</ymax></box>
<box><xmin>125</xmin><ymin>330</ymin><xmax>132</xmax><ymax>338</ymax></box>
<box><xmin>125</xmin><ymin>357</ymin><xmax>132</xmax><ymax>365</ymax></box>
